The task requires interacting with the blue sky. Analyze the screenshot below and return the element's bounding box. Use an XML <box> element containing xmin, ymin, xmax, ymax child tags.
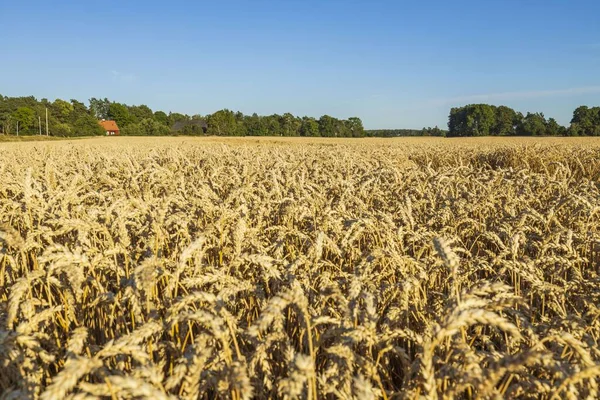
<box><xmin>1</xmin><ymin>0</ymin><xmax>598</xmax><ymax>129</ymax></box>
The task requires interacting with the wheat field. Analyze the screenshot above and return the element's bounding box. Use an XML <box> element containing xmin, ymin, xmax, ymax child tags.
<box><xmin>1</xmin><ymin>136</ymin><xmax>599</xmax><ymax>400</ymax></box>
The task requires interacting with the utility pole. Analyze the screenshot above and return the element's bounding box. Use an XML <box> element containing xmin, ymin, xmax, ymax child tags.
<box><xmin>39</xmin><ymin>116</ymin><xmax>42</xmax><ymax>135</ymax></box>
<box><xmin>45</xmin><ymin>107</ymin><xmax>49</xmax><ymax>136</ymax></box>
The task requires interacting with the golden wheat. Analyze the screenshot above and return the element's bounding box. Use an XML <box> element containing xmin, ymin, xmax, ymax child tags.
<box><xmin>0</xmin><ymin>136</ymin><xmax>599</xmax><ymax>399</ymax></box>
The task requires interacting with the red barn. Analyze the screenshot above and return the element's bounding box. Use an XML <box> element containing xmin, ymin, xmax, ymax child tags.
<box><xmin>99</xmin><ymin>120</ymin><xmax>120</xmax><ymax>136</ymax></box>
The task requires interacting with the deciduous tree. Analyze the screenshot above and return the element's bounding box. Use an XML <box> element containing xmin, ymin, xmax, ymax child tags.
<box><xmin>12</xmin><ymin>107</ymin><xmax>36</xmax><ymax>133</ymax></box>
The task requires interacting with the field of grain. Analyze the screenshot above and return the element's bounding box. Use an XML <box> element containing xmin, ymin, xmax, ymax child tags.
<box><xmin>1</xmin><ymin>137</ymin><xmax>599</xmax><ymax>399</ymax></box>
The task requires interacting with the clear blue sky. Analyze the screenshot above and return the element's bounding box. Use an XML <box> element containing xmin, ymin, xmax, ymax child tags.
<box><xmin>1</xmin><ymin>0</ymin><xmax>598</xmax><ymax>129</ymax></box>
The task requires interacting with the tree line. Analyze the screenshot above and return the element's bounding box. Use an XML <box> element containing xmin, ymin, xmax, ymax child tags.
<box><xmin>0</xmin><ymin>95</ymin><xmax>366</xmax><ymax>138</ymax></box>
<box><xmin>448</xmin><ymin>104</ymin><xmax>600</xmax><ymax>137</ymax></box>
<box><xmin>203</xmin><ymin>109</ymin><xmax>366</xmax><ymax>137</ymax></box>
<box><xmin>0</xmin><ymin>95</ymin><xmax>104</xmax><ymax>136</ymax></box>
<box><xmin>365</xmin><ymin>127</ymin><xmax>446</xmax><ymax>137</ymax></box>
<box><xmin>2</xmin><ymin>94</ymin><xmax>598</xmax><ymax>138</ymax></box>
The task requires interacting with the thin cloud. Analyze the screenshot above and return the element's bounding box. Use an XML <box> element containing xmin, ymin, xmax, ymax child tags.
<box><xmin>432</xmin><ymin>85</ymin><xmax>600</xmax><ymax>106</ymax></box>
<box><xmin>110</xmin><ymin>70</ymin><xmax>137</xmax><ymax>83</ymax></box>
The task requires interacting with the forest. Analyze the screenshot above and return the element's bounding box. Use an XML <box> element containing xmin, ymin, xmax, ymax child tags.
<box><xmin>1</xmin><ymin>94</ymin><xmax>598</xmax><ymax>137</ymax></box>
<box><xmin>0</xmin><ymin>95</ymin><xmax>366</xmax><ymax>138</ymax></box>
<box><xmin>448</xmin><ymin>104</ymin><xmax>600</xmax><ymax>136</ymax></box>
<box><xmin>366</xmin><ymin>127</ymin><xmax>447</xmax><ymax>137</ymax></box>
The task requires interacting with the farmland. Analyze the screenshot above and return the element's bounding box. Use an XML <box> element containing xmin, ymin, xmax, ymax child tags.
<box><xmin>1</xmin><ymin>136</ymin><xmax>600</xmax><ymax>399</ymax></box>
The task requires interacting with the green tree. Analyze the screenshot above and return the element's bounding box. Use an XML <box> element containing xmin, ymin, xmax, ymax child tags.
<box><xmin>89</xmin><ymin>98</ymin><xmax>110</xmax><ymax>119</ymax></box>
<box><xmin>70</xmin><ymin>100</ymin><xmax>90</xmax><ymax>119</ymax></box>
<box><xmin>154</xmin><ymin>111</ymin><xmax>169</xmax><ymax>126</ymax></box>
<box><xmin>0</xmin><ymin>95</ymin><xmax>12</xmax><ymax>134</ymax></box>
<box><xmin>245</xmin><ymin>113</ymin><xmax>267</xmax><ymax>136</ymax></box>
<box><xmin>280</xmin><ymin>113</ymin><xmax>301</xmax><ymax>136</ymax></box>
<box><xmin>73</xmin><ymin>114</ymin><xmax>105</xmax><ymax>136</ymax></box>
<box><xmin>467</xmin><ymin>104</ymin><xmax>495</xmax><ymax>135</ymax></box>
<box><xmin>516</xmin><ymin>112</ymin><xmax>547</xmax><ymax>136</ymax></box>
<box><xmin>570</xmin><ymin>106</ymin><xmax>600</xmax><ymax>136</ymax></box>
<box><xmin>300</xmin><ymin>117</ymin><xmax>319</xmax><ymax>137</ymax></box>
<box><xmin>13</xmin><ymin>107</ymin><xmax>36</xmax><ymax>134</ymax></box>
<box><xmin>235</xmin><ymin>117</ymin><xmax>248</xmax><ymax>136</ymax></box>
<box><xmin>129</xmin><ymin>104</ymin><xmax>154</xmax><ymax>122</ymax></box>
<box><xmin>421</xmin><ymin>126</ymin><xmax>446</xmax><ymax>137</ymax></box>
<box><xmin>493</xmin><ymin>106</ymin><xmax>518</xmax><ymax>135</ymax></box>
<box><xmin>318</xmin><ymin>115</ymin><xmax>337</xmax><ymax>137</ymax></box>
<box><xmin>52</xmin><ymin>99</ymin><xmax>74</xmax><ymax>123</ymax></box>
<box><xmin>264</xmin><ymin>115</ymin><xmax>282</xmax><ymax>136</ymax></box>
<box><xmin>545</xmin><ymin>118</ymin><xmax>565</xmax><ymax>136</ymax></box>
<box><xmin>120</xmin><ymin>124</ymin><xmax>143</xmax><ymax>136</ymax></box>
<box><xmin>108</xmin><ymin>102</ymin><xmax>134</xmax><ymax>127</ymax></box>
<box><xmin>448</xmin><ymin>106</ymin><xmax>468</xmax><ymax>136</ymax></box>
<box><xmin>168</xmin><ymin>112</ymin><xmax>189</xmax><ymax>126</ymax></box>
<box><xmin>207</xmin><ymin>109</ymin><xmax>238</xmax><ymax>135</ymax></box>
<box><xmin>53</xmin><ymin>122</ymin><xmax>74</xmax><ymax>137</ymax></box>
<box><xmin>346</xmin><ymin>117</ymin><xmax>365</xmax><ymax>137</ymax></box>
<box><xmin>0</xmin><ymin>114</ymin><xmax>13</xmax><ymax>134</ymax></box>
<box><xmin>449</xmin><ymin>104</ymin><xmax>496</xmax><ymax>136</ymax></box>
<box><xmin>139</xmin><ymin>118</ymin><xmax>170</xmax><ymax>136</ymax></box>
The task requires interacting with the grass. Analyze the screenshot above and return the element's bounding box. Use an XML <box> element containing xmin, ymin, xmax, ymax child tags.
<box><xmin>0</xmin><ymin>134</ymin><xmax>84</xmax><ymax>142</ymax></box>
